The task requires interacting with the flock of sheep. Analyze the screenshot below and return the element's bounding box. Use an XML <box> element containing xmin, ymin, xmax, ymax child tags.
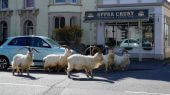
<box><xmin>11</xmin><ymin>46</ymin><xmax>130</xmax><ymax>79</ymax></box>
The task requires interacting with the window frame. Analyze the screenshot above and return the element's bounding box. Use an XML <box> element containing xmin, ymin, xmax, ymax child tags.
<box><xmin>23</xmin><ymin>20</ymin><xmax>34</xmax><ymax>36</ymax></box>
<box><xmin>0</xmin><ymin>0</ymin><xmax>8</xmax><ymax>10</ymax></box>
<box><xmin>70</xmin><ymin>0</ymin><xmax>77</xmax><ymax>4</ymax></box>
<box><xmin>24</xmin><ymin>0</ymin><xmax>35</xmax><ymax>9</ymax></box>
<box><xmin>30</xmin><ymin>37</ymin><xmax>51</xmax><ymax>48</ymax></box>
<box><xmin>8</xmin><ymin>37</ymin><xmax>28</xmax><ymax>46</ymax></box>
<box><xmin>55</xmin><ymin>17</ymin><xmax>65</xmax><ymax>29</ymax></box>
<box><xmin>54</xmin><ymin>0</ymin><xmax>66</xmax><ymax>4</ymax></box>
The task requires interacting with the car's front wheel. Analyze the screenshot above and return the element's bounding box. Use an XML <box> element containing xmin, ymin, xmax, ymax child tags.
<box><xmin>0</xmin><ymin>56</ymin><xmax>9</xmax><ymax>70</ymax></box>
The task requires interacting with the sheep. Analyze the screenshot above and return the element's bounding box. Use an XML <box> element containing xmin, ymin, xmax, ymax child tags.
<box><xmin>113</xmin><ymin>49</ymin><xmax>130</xmax><ymax>71</ymax></box>
<box><xmin>11</xmin><ymin>47</ymin><xmax>37</xmax><ymax>76</ymax></box>
<box><xmin>67</xmin><ymin>52</ymin><xmax>103</xmax><ymax>79</ymax></box>
<box><xmin>43</xmin><ymin>48</ymin><xmax>72</xmax><ymax>72</ymax></box>
<box><xmin>102</xmin><ymin>49</ymin><xmax>115</xmax><ymax>72</ymax></box>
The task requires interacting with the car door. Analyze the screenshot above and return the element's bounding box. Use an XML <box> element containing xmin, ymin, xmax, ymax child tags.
<box><xmin>29</xmin><ymin>37</ymin><xmax>57</xmax><ymax>66</ymax></box>
<box><xmin>6</xmin><ymin>37</ymin><xmax>28</xmax><ymax>64</ymax></box>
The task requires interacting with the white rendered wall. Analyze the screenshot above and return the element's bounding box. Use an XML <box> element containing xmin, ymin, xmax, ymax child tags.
<box><xmin>81</xmin><ymin>0</ymin><xmax>97</xmax><ymax>45</ymax></box>
<box><xmin>154</xmin><ymin>6</ymin><xmax>164</xmax><ymax>59</ymax></box>
<box><xmin>9</xmin><ymin>0</ymin><xmax>49</xmax><ymax>37</ymax></box>
<box><xmin>96</xmin><ymin>23</ymin><xmax>105</xmax><ymax>45</ymax></box>
<box><xmin>36</xmin><ymin>0</ymin><xmax>49</xmax><ymax>37</ymax></box>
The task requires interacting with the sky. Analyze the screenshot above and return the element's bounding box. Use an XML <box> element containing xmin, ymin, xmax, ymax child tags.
<box><xmin>168</xmin><ymin>0</ymin><xmax>170</xmax><ymax>2</ymax></box>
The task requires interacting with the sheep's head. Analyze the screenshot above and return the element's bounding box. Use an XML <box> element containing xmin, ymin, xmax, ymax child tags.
<box><xmin>18</xmin><ymin>46</ymin><xmax>39</xmax><ymax>58</ymax></box>
<box><xmin>65</xmin><ymin>48</ymin><xmax>72</xmax><ymax>57</ymax></box>
<box><xmin>62</xmin><ymin>45</ymin><xmax>72</xmax><ymax>57</ymax></box>
<box><xmin>93</xmin><ymin>52</ymin><xmax>104</xmax><ymax>68</ymax></box>
<box><xmin>94</xmin><ymin>52</ymin><xmax>103</xmax><ymax>63</ymax></box>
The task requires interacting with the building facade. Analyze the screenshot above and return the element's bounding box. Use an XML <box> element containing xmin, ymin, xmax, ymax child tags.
<box><xmin>85</xmin><ymin>0</ymin><xmax>170</xmax><ymax>59</ymax></box>
<box><xmin>0</xmin><ymin>0</ymin><xmax>97</xmax><ymax>44</ymax></box>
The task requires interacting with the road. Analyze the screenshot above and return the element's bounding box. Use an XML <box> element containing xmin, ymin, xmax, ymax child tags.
<box><xmin>0</xmin><ymin>63</ymin><xmax>170</xmax><ymax>95</ymax></box>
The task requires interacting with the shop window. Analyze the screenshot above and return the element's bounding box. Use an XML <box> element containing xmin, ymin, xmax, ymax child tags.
<box><xmin>0</xmin><ymin>0</ymin><xmax>8</xmax><ymax>9</ymax></box>
<box><xmin>55</xmin><ymin>17</ymin><xmax>65</xmax><ymax>28</ymax></box>
<box><xmin>105</xmin><ymin>19</ymin><xmax>154</xmax><ymax>50</ymax></box>
<box><xmin>0</xmin><ymin>21</ymin><xmax>7</xmax><ymax>44</ymax></box>
<box><xmin>55</xmin><ymin>0</ymin><xmax>66</xmax><ymax>3</ymax></box>
<box><xmin>23</xmin><ymin>20</ymin><xmax>34</xmax><ymax>35</ymax></box>
<box><xmin>142</xmin><ymin>19</ymin><xmax>154</xmax><ymax>50</ymax></box>
<box><xmin>25</xmin><ymin>0</ymin><xmax>34</xmax><ymax>8</ymax></box>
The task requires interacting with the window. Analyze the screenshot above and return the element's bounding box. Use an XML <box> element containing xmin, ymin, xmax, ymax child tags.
<box><xmin>142</xmin><ymin>19</ymin><xmax>154</xmax><ymax>48</ymax></box>
<box><xmin>55</xmin><ymin>17</ymin><xmax>65</xmax><ymax>28</ymax></box>
<box><xmin>23</xmin><ymin>20</ymin><xmax>34</xmax><ymax>35</ymax></box>
<box><xmin>70</xmin><ymin>0</ymin><xmax>77</xmax><ymax>4</ymax></box>
<box><xmin>0</xmin><ymin>21</ymin><xmax>7</xmax><ymax>43</ymax></box>
<box><xmin>8</xmin><ymin>37</ymin><xmax>28</xmax><ymax>46</ymax></box>
<box><xmin>0</xmin><ymin>0</ymin><xmax>8</xmax><ymax>9</ymax></box>
<box><xmin>105</xmin><ymin>19</ymin><xmax>154</xmax><ymax>50</ymax></box>
<box><xmin>30</xmin><ymin>37</ymin><xmax>50</xmax><ymax>48</ymax></box>
<box><xmin>55</xmin><ymin>0</ymin><xmax>66</xmax><ymax>3</ymax></box>
<box><xmin>70</xmin><ymin>16</ymin><xmax>77</xmax><ymax>26</ymax></box>
<box><xmin>25</xmin><ymin>0</ymin><xmax>34</xmax><ymax>8</ymax></box>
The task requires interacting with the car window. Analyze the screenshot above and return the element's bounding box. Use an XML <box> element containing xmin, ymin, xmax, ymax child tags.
<box><xmin>129</xmin><ymin>39</ymin><xmax>138</xmax><ymax>43</ymax></box>
<box><xmin>124</xmin><ymin>40</ymin><xmax>128</xmax><ymax>43</ymax></box>
<box><xmin>8</xmin><ymin>37</ymin><xmax>28</xmax><ymax>46</ymax></box>
<box><xmin>124</xmin><ymin>39</ymin><xmax>138</xmax><ymax>43</ymax></box>
<box><xmin>29</xmin><ymin>37</ymin><xmax>51</xmax><ymax>48</ymax></box>
<box><xmin>46</xmin><ymin>38</ymin><xmax>60</xmax><ymax>47</ymax></box>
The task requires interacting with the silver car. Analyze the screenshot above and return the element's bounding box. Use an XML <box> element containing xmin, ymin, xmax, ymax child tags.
<box><xmin>0</xmin><ymin>36</ymin><xmax>71</xmax><ymax>70</ymax></box>
<box><xmin>120</xmin><ymin>39</ymin><xmax>139</xmax><ymax>48</ymax></box>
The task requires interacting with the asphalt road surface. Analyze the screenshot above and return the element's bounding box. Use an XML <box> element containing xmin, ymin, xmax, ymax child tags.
<box><xmin>0</xmin><ymin>64</ymin><xmax>170</xmax><ymax>95</ymax></box>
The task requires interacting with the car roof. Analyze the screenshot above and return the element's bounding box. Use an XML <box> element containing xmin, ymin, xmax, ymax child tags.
<box><xmin>7</xmin><ymin>35</ymin><xmax>49</xmax><ymax>40</ymax></box>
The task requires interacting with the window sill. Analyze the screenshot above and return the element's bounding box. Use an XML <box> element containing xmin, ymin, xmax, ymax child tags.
<box><xmin>48</xmin><ymin>3</ymin><xmax>82</xmax><ymax>7</ymax></box>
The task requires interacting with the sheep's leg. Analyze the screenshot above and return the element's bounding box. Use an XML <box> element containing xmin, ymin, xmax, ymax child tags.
<box><xmin>16</xmin><ymin>66</ymin><xmax>20</xmax><ymax>75</ymax></box>
<box><xmin>21</xmin><ymin>68</ymin><xmax>23</xmax><ymax>75</ymax></box>
<box><xmin>12</xmin><ymin>68</ymin><xmax>15</xmax><ymax>76</ymax></box>
<box><xmin>105</xmin><ymin>64</ymin><xmax>108</xmax><ymax>73</ymax></box>
<box><xmin>67</xmin><ymin>68</ymin><xmax>72</xmax><ymax>78</ymax></box>
<box><xmin>84</xmin><ymin>68</ymin><xmax>89</xmax><ymax>78</ymax></box>
<box><xmin>27</xmin><ymin>69</ymin><xmax>30</xmax><ymax>76</ymax></box>
<box><xmin>90</xmin><ymin>70</ymin><xmax>93</xmax><ymax>79</ymax></box>
<box><xmin>64</xmin><ymin>67</ymin><xmax>67</xmax><ymax>73</ymax></box>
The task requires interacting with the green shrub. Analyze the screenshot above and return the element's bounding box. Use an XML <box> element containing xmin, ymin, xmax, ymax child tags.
<box><xmin>53</xmin><ymin>25</ymin><xmax>82</xmax><ymax>44</ymax></box>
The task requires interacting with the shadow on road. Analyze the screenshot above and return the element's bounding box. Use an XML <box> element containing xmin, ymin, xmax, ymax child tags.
<box><xmin>13</xmin><ymin>74</ymin><xmax>40</xmax><ymax>80</ymax></box>
<box><xmin>71</xmin><ymin>77</ymin><xmax>114</xmax><ymax>83</ymax></box>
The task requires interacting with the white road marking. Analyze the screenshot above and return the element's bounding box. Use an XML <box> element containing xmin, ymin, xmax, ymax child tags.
<box><xmin>126</xmin><ymin>91</ymin><xmax>170</xmax><ymax>95</ymax></box>
<box><xmin>0</xmin><ymin>82</ymin><xmax>47</xmax><ymax>88</ymax></box>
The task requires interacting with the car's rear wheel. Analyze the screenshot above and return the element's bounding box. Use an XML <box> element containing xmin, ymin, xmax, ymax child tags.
<box><xmin>0</xmin><ymin>56</ymin><xmax>9</xmax><ymax>70</ymax></box>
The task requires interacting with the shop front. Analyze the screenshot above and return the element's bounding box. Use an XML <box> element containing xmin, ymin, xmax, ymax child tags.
<box><xmin>85</xmin><ymin>8</ymin><xmax>168</xmax><ymax>60</ymax></box>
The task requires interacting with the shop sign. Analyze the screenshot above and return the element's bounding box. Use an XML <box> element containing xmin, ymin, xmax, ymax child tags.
<box><xmin>85</xmin><ymin>9</ymin><xmax>149</xmax><ymax>21</ymax></box>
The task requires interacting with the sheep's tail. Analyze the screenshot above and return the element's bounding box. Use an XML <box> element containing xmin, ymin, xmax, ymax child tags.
<box><xmin>43</xmin><ymin>57</ymin><xmax>47</xmax><ymax>63</ymax></box>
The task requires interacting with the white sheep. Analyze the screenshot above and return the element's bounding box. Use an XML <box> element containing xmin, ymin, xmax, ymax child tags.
<box><xmin>43</xmin><ymin>48</ymin><xmax>72</xmax><ymax>72</ymax></box>
<box><xmin>102</xmin><ymin>49</ymin><xmax>114</xmax><ymax>72</ymax></box>
<box><xmin>67</xmin><ymin>52</ymin><xmax>103</xmax><ymax>79</ymax></box>
<box><xmin>113</xmin><ymin>51</ymin><xmax>130</xmax><ymax>71</ymax></box>
<box><xmin>11</xmin><ymin>47</ymin><xmax>35</xmax><ymax>76</ymax></box>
